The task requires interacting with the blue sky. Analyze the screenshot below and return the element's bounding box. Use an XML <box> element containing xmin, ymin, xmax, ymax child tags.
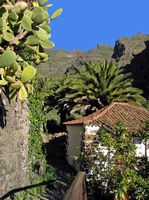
<box><xmin>49</xmin><ymin>0</ymin><xmax>149</xmax><ymax>51</ymax></box>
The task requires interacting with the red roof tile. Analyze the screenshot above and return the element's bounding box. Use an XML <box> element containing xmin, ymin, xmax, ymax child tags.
<box><xmin>64</xmin><ymin>102</ymin><xmax>149</xmax><ymax>133</ymax></box>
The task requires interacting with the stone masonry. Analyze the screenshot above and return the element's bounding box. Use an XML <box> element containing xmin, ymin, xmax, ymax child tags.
<box><xmin>0</xmin><ymin>93</ymin><xmax>30</xmax><ymax>197</ymax></box>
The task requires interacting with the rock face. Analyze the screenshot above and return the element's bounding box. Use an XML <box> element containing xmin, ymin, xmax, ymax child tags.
<box><xmin>113</xmin><ymin>33</ymin><xmax>149</xmax><ymax>97</ymax></box>
<box><xmin>0</xmin><ymin>93</ymin><xmax>30</xmax><ymax>197</ymax></box>
<box><xmin>37</xmin><ymin>35</ymin><xmax>149</xmax><ymax>97</ymax></box>
<box><xmin>37</xmin><ymin>45</ymin><xmax>114</xmax><ymax>78</ymax></box>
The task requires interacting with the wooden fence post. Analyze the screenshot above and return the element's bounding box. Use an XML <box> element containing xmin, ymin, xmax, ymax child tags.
<box><xmin>64</xmin><ymin>172</ymin><xmax>87</xmax><ymax>200</ymax></box>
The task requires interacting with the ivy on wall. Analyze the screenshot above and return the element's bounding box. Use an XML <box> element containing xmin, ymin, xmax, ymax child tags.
<box><xmin>28</xmin><ymin>90</ymin><xmax>55</xmax><ymax>183</ymax></box>
<box><xmin>13</xmin><ymin>89</ymin><xmax>55</xmax><ymax>200</ymax></box>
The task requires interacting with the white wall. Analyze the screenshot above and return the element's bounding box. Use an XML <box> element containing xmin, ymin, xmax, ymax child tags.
<box><xmin>84</xmin><ymin>127</ymin><xmax>149</xmax><ymax>159</ymax></box>
<box><xmin>66</xmin><ymin>124</ymin><xmax>149</xmax><ymax>173</ymax></box>
<box><xmin>133</xmin><ymin>137</ymin><xmax>149</xmax><ymax>157</ymax></box>
<box><xmin>66</xmin><ymin>125</ymin><xmax>84</xmax><ymax>171</ymax></box>
<box><xmin>85</xmin><ymin>125</ymin><xmax>100</xmax><ymax>133</ymax></box>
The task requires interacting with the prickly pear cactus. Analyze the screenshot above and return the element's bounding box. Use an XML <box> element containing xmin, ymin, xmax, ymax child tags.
<box><xmin>0</xmin><ymin>0</ymin><xmax>63</xmax><ymax>101</ymax></box>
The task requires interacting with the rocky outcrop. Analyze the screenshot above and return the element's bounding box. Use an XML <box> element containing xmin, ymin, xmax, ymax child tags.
<box><xmin>0</xmin><ymin>93</ymin><xmax>30</xmax><ymax>197</ymax></box>
<box><xmin>113</xmin><ymin>33</ymin><xmax>149</xmax><ymax>97</ymax></box>
<box><xmin>37</xmin><ymin>45</ymin><xmax>114</xmax><ymax>78</ymax></box>
<box><xmin>37</xmin><ymin>34</ymin><xmax>149</xmax><ymax>97</ymax></box>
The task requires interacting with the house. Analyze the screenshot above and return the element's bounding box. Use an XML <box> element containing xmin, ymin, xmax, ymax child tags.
<box><xmin>64</xmin><ymin>102</ymin><xmax>149</xmax><ymax>171</ymax></box>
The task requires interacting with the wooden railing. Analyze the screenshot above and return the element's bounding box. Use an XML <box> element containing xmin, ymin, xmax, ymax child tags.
<box><xmin>64</xmin><ymin>172</ymin><xmax>87</xmax><ymax>200</ymax></box>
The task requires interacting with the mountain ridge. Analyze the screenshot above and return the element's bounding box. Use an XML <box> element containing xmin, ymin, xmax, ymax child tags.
<box><xmin>37</xmin><ymin>33</ymin><xmax>149</xmax><ymax>97</ymax></box>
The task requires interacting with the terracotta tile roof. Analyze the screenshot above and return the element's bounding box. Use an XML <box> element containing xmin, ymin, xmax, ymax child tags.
<box><xmin>64</xmin><ymin>102</ymin><xmax>149</xmax><ymax>133</ymax></box>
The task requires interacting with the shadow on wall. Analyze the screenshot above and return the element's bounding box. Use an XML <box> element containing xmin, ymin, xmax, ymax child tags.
<box><xmin>0</xmin><ymin>95</ymin><xmax>7</xmax><ymax>128</ymax></box>
<box><xmin>113</xmin><ymin>41</ymin><xmax>149</xmax><ymax>98</ymax></box>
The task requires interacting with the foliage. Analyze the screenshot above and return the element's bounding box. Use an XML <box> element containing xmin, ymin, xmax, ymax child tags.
<box><xmin>43</xmin><ymin>76</ymin><xmax>75</xmax><ymax>123</ymax></box>
<box><xmin>28</xmin><ymin>89</ymin><xmax>55</xmax><ymax>183</ymax></box>
<box><xmin>13</xmin><ymin>85</ymin><xmax>55</xmax><ymax>199</ymax></box>
<box><xmin>65</xmin><ymin>61</ymin><xmax>145</xmax><ymax>115</ymax></box>
<box><xmin>43</xmin><ymin>61</ymin><xmax>146</xmax><ymax>123</ymax></box>
<box><xmin>82</xmin><ymin>122</ymin><xmax>149</xmax><ymax>200</ymax></box>
<box><xmin>137</xmin><ymin>120</ymin><xmax>149</xmax><ymax>142</ymax></box>
<box><xmin>0</xmin><ymin>0</ymin><xmax>62</xmax><ymax>101</ymax></box>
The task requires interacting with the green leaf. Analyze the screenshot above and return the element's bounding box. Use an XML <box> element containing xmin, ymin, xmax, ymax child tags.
<box><xmin>24</xmin><ymin>9</ymin><xmax>32</xmax><ymax>18</ymax></box>
<box><xmin>50</xmin><ymin>8</ymin><xmax>63</xmax><ymax>20</ymax></box>
<box><xmin>25</xmin><ymin>35</ymin><xmax>39</xmax><ymax>46</ymax></box>
<box><xmin>0</xmin><ymin>49</ymin><xmax>16</xmax><ymax>68</ymax></box>
<box><xmin>21</xmin><ymin>65</ymin><xmax>37</xmax><ymax>83</ymax></box>
<box><xmin>40</xmin><ymin>41</ymin><xmax>55</xmax><ymax>49</ymax></box>
<box><xmin>36</xmin><ymin>28</ymin><xmax>50</xmax><ymax>41</ymax></box>
<box><xmin>26</xmin><ymin>83</ymin><xmax>33</xmax><ymax>94</ymax></box>
<box><xmin>9</xmin><ymin>10</ymin><xmax>18</xmax><ymax>21</ymax></box>
<box><xmin>32</xmin><ymin>7</ymin><xmax>48</xmax><ymax>25</ymax></box>
<box><xmin>38</xmin><ymin>0</ymin><xmax>48</xmax><ymax>6</ymax></box>
<box><xmin>5</xmin><ymin>76</ymin><xmax>16</xmax><ymax>83</ymax></box>
<box><xmin>43</xmin><ymin>57</ymin><xmax>48</xmax><ymax>62</ymax></box>
<box><xmin>0</xmin><ymin>18</ymin><xmax>3</xmax><ymax>28</ymax></box>
<box><xmin>11</xmin><ymin>81</ymin><xmax>22</xmax><ymax>89</ymax></box>
<box><xmin>21</xmin><ymin>14</ymin><xmax>32</xmax><ymax>31</ymax></box>
<box><xmin>12</xmin><ymin>61</ymin><xmax>20</xmax><ymax>72</ymax></box>
<box><xmin>41</xmin><ymin>25</ymin><xmax>51</xmax><ymax>33</ymax></box>
<box><xmin>47</xmin><ymin>4</ymin><xmax>53</xmax><ymax>8</ymax></box>
<box><xmin>3</xmin><ymin>32</ymin><xmax>14</xmax><ymax>42</ymax></box>
<box><xmin>0</xmin><ymin>73</ymin><xmax>7</xmax><ymax>85</ymax></box>
<box><xmin>18</xmin><ymin>84</ymin><xmax>28</xmax><ymax>101</ymax></box>
<box><xmin>22</xmin><ymin>61</ymin><xmax>29</xmax><ymax>69</ymax></box>
<box><xmin>0</xmin><ymin>79</ymin><xmax>7</xmax><ymax>85</ymax></box>
<box><xmin>38</xmin><ymin>52</ymin><xmax>48</xmax><ymax>59</ymax></box>
<box><xmin>33</xmin><ymin>2</ymin><xmax>39</xmax><ymax>8</ymax></box>
<box><xmin>40</xmin><ymin>21</ymin><xmax>51</xmax><ymax>33</ymax></box>
<box><xmin>9</xmin><ymin>89</ymin><xmax>17</xmax><ymax>100</ymax></box>
<box><xmin>0</xmin><ymin>36</ymin><xmax>2</xmax><ymax>44</ymax></box>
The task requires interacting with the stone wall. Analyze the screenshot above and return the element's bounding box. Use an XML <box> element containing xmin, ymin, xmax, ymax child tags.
<box><xmin>0</xmin><ymin>93</ymin><xmax>30</xmax><ymax>197</ymax></box>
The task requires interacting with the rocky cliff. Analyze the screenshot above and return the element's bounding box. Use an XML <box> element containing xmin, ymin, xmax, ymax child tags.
<box><xmin>37</xmin><ymin>33</ymin><xmax>149</xmax><ymax>97</ymax></box>
<box><xmin>37</xmin><ymin>45</ymin><xmax>114</xmax><ymax>78</ymax></box>
<box><xmin>113</xmin><ymin>33</ymin><xmax>149</xmax><ymax>97</ymax></box>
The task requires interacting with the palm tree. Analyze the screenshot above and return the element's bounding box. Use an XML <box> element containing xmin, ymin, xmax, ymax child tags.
<box><xmin>44</xmin><ymin>61</ymin><xmax>146</xmax><ymax>121</ymax></box>
<box><xmin>43</xmin><ymin>75</ymin><xmax>75</xmax><ymax>122</ymax></box>
<box><xmin>66</xmin><ymin>61</ymin><xmax>145</xmax><ymax>116</ymax></box>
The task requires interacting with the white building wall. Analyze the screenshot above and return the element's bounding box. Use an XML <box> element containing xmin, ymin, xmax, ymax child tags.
<box><xmin>134</xmin><ymin>137</ymin><xmax>149</xmax><ymax>157</ymax></box>
<box><xmin>66</xmin><ymin>125</ymin><xmax>84</xmax><ymax>171</ymax></box>
<box><xmin>84</xmin><ymin>127</ymin><xmax>149</xmax><ymax>158</ymax></box>
<box><xmin>66</xmin><ymin>124</ymin><xmax>149</xmax><ymax>172</ymax></box>
<box><xmin>84</xmin><ymin>125</ymin><xmax>101</xmax><ymax>145</ymax></box>
<box><xmin>135</xmin><ymin>143</ymin><xmax>145</xmax><ymax>157</ymax></box>
<box><xmin>85</xmin><ymin>125</ymin><xmax>100</xmax><ymax>133</ymax></box>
